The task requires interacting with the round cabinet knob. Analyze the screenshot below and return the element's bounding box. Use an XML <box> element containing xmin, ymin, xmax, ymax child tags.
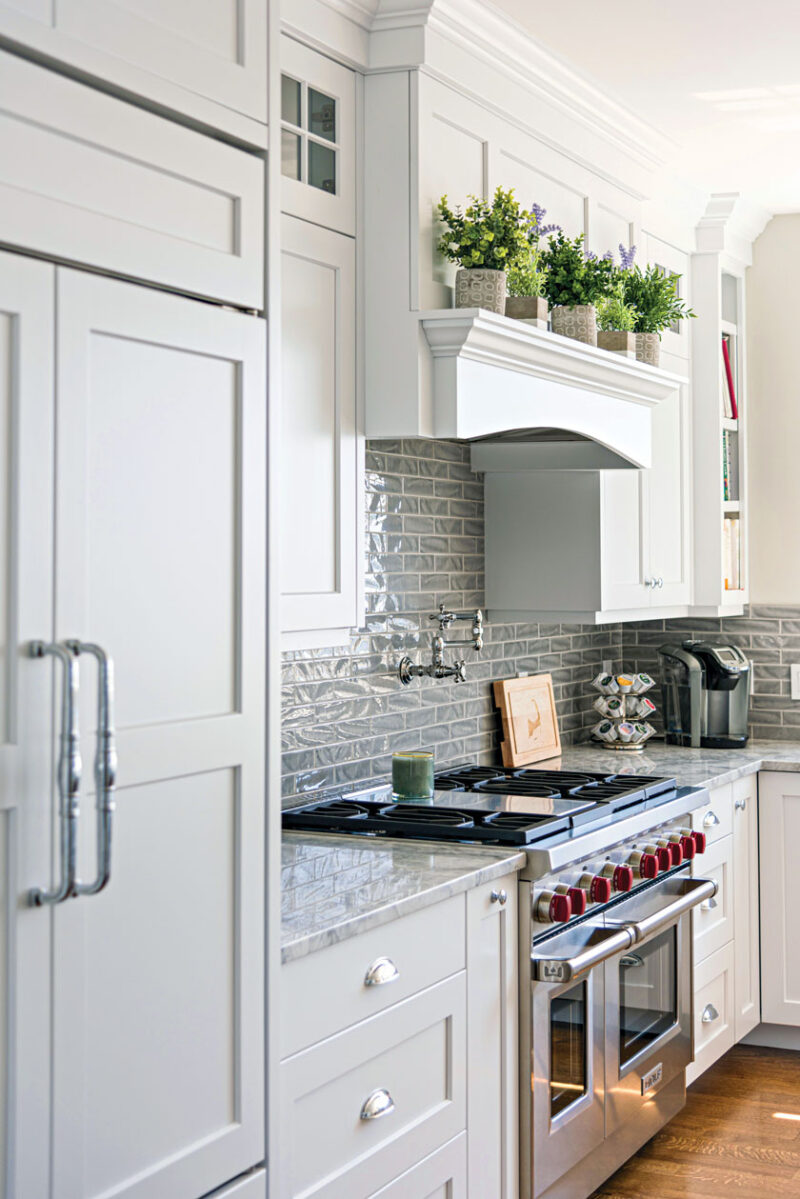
<box><xmin>360</xmin><ymin>1088</ymin><xmax>396</xmax><ymax>1121</ymax></box>
<box><xmin>536</xmin><ymin>890</ymin><xmax>572</xmax><ymax>924</ymax></box>
<box><xmin>590</xmin><ymin>876</ymin><xmax>613</xmax><ymax>904</ymax></box>
<box><xmin>567</xmin><ymin>886</ymin><xmax>587</xmax><ymax>917</ymax></box>
<box><xmin>657</xmin><ymin>577</ymin><xmax>664</xmax><ymax>588</ymax></box>
<box><xmin>735</xmin><ymin>797</ymin><xmax>747</xmax><ymax>811</ymax></box>
<box><xmin>490</xmin><ymin>888</ymin><xmax>508</xmax><ymax>906</ymax></box>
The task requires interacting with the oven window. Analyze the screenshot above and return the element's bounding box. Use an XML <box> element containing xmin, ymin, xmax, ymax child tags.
<box><xmin>619</xmin><ymin>926</ymin><xmax>678</xmax><ymax>1067</ymax></box>
<box><xmin>550</xmin><ymin>981</ymin><xmax>587</xmax><ymax>1118</ymax></box>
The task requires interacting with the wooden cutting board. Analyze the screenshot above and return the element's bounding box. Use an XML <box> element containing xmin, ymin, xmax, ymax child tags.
<box><xmin>493</xmin><ymin>673</ymin><xmax>561</xmax><ymax>767</ymax></box>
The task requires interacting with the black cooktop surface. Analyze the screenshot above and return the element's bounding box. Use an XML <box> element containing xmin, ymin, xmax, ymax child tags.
<box><xmin>281</xmin><ymin>765</ymin><xmax>679</xmax><ymax>847</ymax></box>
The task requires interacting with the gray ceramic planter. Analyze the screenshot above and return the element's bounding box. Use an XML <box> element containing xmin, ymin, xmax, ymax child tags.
<box><xmin>454</xmin><ymin>268</ymin><xmax>507</xmax><ymax>315</ymax></box>
<box><xmin>550</xmin><ymin>304</ymin><xmax>597</xmax><ymax>346</ymax></box>
<box><xmin>598</xmin><ymin>330</ymin><xmax>636</xmax><ymax>358</ymax></box>
<box><xmin>505</xmin><ymin>295</ymin><xmax>549</xmax><ymax>328</ymax></box>
<box><xmin>635</xmin><ymin>331</ymin><xmax>661</xmax><ymax>366</ymax></box>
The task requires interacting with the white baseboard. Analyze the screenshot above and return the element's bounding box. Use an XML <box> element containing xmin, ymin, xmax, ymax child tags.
<box><xmin>741</xmin><ymin>1023</ymin><xmax>800</xmax><ymax>1052</ymax></box>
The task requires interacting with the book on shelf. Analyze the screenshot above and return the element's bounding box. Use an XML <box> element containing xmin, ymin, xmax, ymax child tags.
<box><xmin>723</xmin><ymin>516</ymin><xmax>741</xmax><ymax>591</ymax></box>
<box><xmin>722</xmin><ymin>428</ymin><xmax>740</xmax><ymax>503</ymax></box>
<box><xmin>721</xmin><ymin>334</ymin><xmax>739</xmax><ymax>419</ymax></box>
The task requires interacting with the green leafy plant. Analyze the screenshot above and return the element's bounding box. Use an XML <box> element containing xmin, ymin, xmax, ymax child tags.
<box><xmin>437</xmin><ymin>187</ymin><xmax>531</xmax><ymax>272</ymax></box>
<box><xmin>507</xmin><ymin>243</ymin><xmax>546</xmax><ymax>298</ymax></box>
<box><xmin>621</xmin><ymin>264</ymin><xmax>696</xmax><ymax>335</ymax></box>
<box><xmin>540</xmin><ymin>232</ymin><xmax>614</xmax><ymax>308</ymax></box>
<box><xmin>597</xmin><ymin>281</ymin><xmax>637</xmax><ymax>332</ymax></box>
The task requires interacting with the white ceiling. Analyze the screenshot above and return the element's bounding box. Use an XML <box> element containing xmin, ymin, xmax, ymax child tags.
<box><xmin>491</xmin><ymin>0</ymin><xmax>800</xmax><ymax>213</ymax></box>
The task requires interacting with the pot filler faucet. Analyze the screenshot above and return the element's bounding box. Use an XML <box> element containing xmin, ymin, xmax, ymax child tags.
<box><xmin>398</xmin><ymin>603</ymin><xmax>483</xmax><ymax>685</ymax></box>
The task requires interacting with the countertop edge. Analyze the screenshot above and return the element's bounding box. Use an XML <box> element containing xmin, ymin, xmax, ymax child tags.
<box><xmin>281</xmin><ymin>849</ymin><xmax>526</xmax><ymax>965</ymax></box>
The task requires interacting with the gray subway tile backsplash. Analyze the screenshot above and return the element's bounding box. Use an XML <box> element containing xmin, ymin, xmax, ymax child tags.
<box><xmin>281</xmin><ymin>438</ymin><xmax>800</xmax><ymax>804</ymax></box>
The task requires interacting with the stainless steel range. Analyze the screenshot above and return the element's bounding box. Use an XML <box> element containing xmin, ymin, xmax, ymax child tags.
<box><xmin>283</xmin><ymin>764</ymin><xmax>714</xmax><ymax>1199</ymax></box>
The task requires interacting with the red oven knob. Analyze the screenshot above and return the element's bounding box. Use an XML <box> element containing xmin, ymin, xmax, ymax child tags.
<box><xmin>692</xmin><ymin>830</ymin><xmax>707</xmax><ymax>854</ymax></box>
<box><xmin>657</xmin><ymin>837</ymin><xmax>683</xmax><ymax>866</ymax></box>
<box><xmin>643</xmin><ymin>843</ymin><xmax>671</xmax><ymax>872</ymax></box>
<box><xmin>600</xmin><ymin>862</ymin><xmax>634</xmax><ymax>892</ymax></box>
<box><xmin>590</xmin><ymin>876</ymin><xmax>613</xmax><ymax>904</ymax></box>
<box><xmin>680</xmin><ymin>834</ymin><xmax>696</xmax><ymax>859</ymax></box>
<box><xmin>536</xmin><ymin>890</ymin><xmax>572</xmax><ymax>924</ymax></box>
<box><xmin>567</xmin><ymin>887</ymin><xmax>587</xmax><ymax>916</ymax></box>
<box><xmin>628</xmin><ymin>850</ymin><xmax>659</xmax><ymax>879</ymax></box>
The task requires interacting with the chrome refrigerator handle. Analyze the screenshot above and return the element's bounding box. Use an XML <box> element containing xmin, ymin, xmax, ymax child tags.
<box><xmin>29</xmin><ymin>641</ymin><xmax>81</xmax><ymax>906</ymax></box>
<box><xmin>66</xmin><ymin>641</ymin><xmax>116</xmax><ymax>896</ymax></box>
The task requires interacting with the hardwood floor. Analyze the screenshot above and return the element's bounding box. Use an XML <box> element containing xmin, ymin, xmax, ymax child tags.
<box><xmin>591</xmin><ymin>1045</ymin><xmax>800</xmax><ymax>1198</ymax></box>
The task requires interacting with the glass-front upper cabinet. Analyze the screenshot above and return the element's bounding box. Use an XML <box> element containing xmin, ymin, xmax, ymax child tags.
<box><xmin>280</xmin><ymin>37</ymin><xmax>356</xmax><ymax>237</ymax></box>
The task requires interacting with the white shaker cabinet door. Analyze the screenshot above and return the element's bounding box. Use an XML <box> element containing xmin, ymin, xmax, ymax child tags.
<box><xmin>646</xmin><ymin>374</ymin><xmax>691</xmax><ymax>609</ymax></box>
<box><xmin>0</xmin><ymin>0</ymin><xmax>267</xmax><ymax>140</ymax></box>
<box><xmin>0</xmin><ymin>250</ymin><xmax>55</xmax><ymax>1199</ymax></box>
<box><xmin>760</xmin><ymin>771</ymin><xmax>800</xmax><ymax>1026</ymax></box>
<box><xmin>732</xmin><ymin>774</ymin><xmax>760</xmax><ymax>1039</ymax></box>
<box><xmin>280</xmin><ymin>215</ymin><xmax>361</xmax><ymax>646</ymax></box>
<box><xmin>49</xmin><ymin>270</ymin><xmax>266</xmax><ymax>1199</ymax></box>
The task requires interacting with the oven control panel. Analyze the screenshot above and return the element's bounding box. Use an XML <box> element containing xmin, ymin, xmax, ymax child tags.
<box><xmin>530</xmin><ymin>815</ymin><xmax>706</xmax><ymax>929</ymax></box>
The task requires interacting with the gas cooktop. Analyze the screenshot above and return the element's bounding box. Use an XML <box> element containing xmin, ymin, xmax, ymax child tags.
<box><xmin>281</xmin><ymin>765</ymin><xmax>680</xmax><ymax>847</ymax></box>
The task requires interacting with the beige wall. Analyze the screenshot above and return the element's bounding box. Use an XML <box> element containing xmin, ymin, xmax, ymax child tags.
<box><xmin>747</xmin><ymin>214</ymin><xmax>800</xmax><ymax>603</ymax></box>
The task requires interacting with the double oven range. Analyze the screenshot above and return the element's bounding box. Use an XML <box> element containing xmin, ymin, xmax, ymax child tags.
<box><xmin>283</xmin><ymin>764</ymin><xmax>714</xmax><ymax>1199</ymax></box>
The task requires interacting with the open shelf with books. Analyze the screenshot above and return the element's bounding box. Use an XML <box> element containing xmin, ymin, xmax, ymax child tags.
<box><xmin>691</xmin><ymin>232</ymin><xmax>748</xmax><ymax>614</ymax></box>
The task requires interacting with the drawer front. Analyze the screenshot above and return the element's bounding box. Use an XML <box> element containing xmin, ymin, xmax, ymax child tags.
<box><xmin>280</xmin><ymin>975</ymin><xmax>467</xmax><ymax>1199</ymax></box>
<box><xmin>687</xmin><ymin>941</ymin><xmax>735</xmax><ymax>1086</ymax></box>
<box><xmin>692</xmin><ymin>833</ymin><xmax>733</xmax><ymax>964</ymax></box>
<box><xmin>281</xmin><ymin>894</ymin><xmax>465</xmax><ymax>1057</ymax></box>
<box><xmin>694</xmin><ymin>782</ymin><xmax>733</xmax><ymax>845</ymax></box>
<box><xmin>0</xmin><ymin>51</ymin><xmax>264</xmax><ymax>308</ymax></box>
<box><xmin>213</xmin><ymin>1169</ymin><xmax>267</xmax><ymax>1199</ymax></box>
<box><xmin>368</xmin><ymin>1134</ymin><xmax>467</xmax><ymax>1198</ymax></box>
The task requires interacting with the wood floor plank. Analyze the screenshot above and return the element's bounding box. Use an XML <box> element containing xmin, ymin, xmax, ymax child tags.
<box><xmin>590</xmin><ymin>1046</ymin><xmax>800</xmax><ymax>1198</ymax></box>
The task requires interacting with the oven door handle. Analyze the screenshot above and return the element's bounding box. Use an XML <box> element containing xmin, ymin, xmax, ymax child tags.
<box><xmin>532</xmin><ymin>926</ymin><xmax>636</xmax><ymax>983</ymax></box>
<box><xmin>627</xmin><ymin>877</ymin><xmax>718</xmax><ymax>944</ymax></box>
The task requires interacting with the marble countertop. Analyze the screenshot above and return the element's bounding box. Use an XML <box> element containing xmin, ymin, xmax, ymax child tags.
<box><xmin>281</xmin><ymin>738</ymin><xmax>800</xmax><ymax>965</ymax></box>
<box><xmin>281</xmin><ymin>833</ymin><xmax>526</xmax><ymax>964</ymax></box>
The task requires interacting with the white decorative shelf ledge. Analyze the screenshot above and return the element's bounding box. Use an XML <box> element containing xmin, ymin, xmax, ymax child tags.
<box><xmin>417</xmin><ymin>309</ymin><xmax>687</xmax><ymax>469</ymax></box>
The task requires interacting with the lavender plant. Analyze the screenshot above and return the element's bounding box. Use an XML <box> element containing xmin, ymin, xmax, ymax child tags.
<box><xmin>598</xmin><ymin>244</ymin><xmax>639</xmax><ymax>331</ymax></box>
<box><xmin>506</xmin><ymin>201</ymin><xmax>559</xmax><ymax>299</ymax></box>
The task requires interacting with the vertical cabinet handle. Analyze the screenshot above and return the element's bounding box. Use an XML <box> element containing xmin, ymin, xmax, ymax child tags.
<box><xmin>28</xmin><ymin>641</ymin><xmax>81</xmax><ymax>906</ymax></box>
<box><xmin>66</xmin><ymin>641</ymin><xmax>117</xmax><ymax>896</ymax></box>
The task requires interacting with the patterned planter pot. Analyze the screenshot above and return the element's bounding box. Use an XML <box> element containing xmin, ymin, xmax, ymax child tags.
<box><xmin>454</xmin><ymin>268</ymin><xmax>507</xmax><ymax>315</ymax></box>
<box><xmin>598</xmin><ymin>330</ymin><xmax>636</xmax><ymax>358</ymax></box>
<box><xmin>635</xmin><ymin>331</ymin><xmax>661</xmax><ymax>367</ymax></box>
<box><xmin>505</xmin><ymin>295</ymin><xmax>549</xmax><ymax>329</ymax></box>
<box><xmin>550</xmin><ymin>304</ymin><xmax>597</xmax><ymax>346</ymax></box>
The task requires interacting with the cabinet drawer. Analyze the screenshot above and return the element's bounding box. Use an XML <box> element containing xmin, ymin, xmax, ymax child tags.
<box><xmin>687</xmin><ymin>941</ymin><xmax>735</xmax><ymax>1086</ymax></box>
<box><xmin>0</xmin><ymin>51</ymin><xmax>264</xmax><ymax>308</ymax></box>
<box><xmin>694</xmin><ymin>783</ymin><xmax>733</xmax><ymax>845</ymax></box>
<box><xmin>368</xmin><ymin>1133</ymin><xmax>467</xmax><ymax>1198</ymax></box>
<box><xmin>281</xmin><ymin>894</ymin><xmax>465</xmax><ymax>1057</ymax></box>
<box><xmin>213</xmin><ymin>1169</ymin><xmax>267</xmax><ymax>1199</ymax></box>
<box><xmin>692</xmin><ymin>833</ymin><xmax>733</xmax><ymax>964</ymax></box>
<box><xmin>280</xmin><ymin>974</ymin><xmax>467</xmax><ymax>1199</ymax></box>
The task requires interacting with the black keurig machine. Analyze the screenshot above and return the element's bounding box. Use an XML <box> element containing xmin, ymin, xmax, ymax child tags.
<box><xmin>659</xmin><ymin>640</ymin><xmax>751</xmax><ymax>748</ymax></box>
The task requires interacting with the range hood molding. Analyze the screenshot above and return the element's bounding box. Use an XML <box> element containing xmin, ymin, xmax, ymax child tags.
<box><xmin>419</xmin><ymin>309</ymin><xmax>687</xmax><ymax>469</ymax></box>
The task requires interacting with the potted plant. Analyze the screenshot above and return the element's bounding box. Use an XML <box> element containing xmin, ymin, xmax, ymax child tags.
<box><xmin>621</xmin><ymin>263</ymin><xmax>696</xmax><ymax>366</ymax></box>
<box><xmin>505</xmin><ymin>202</ymin><xmax>557</xmax><ymax>328</ymax></box>
<box><xmin>540</xmin><ymin>231</ymin><xmax>614</xmax><ymax>345</ymax></box>
<box><xmin>597</xmin><ymin>244</ymin><xmax>638</xmax><ymax>356</ymax></box>
<box><xmin>437</xmin><ymin>187</ymin><xmax>530</xmax><ymax>315</ymax></box>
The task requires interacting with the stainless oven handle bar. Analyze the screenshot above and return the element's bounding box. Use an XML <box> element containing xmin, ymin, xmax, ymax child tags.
<box><xmin>626</xmin><ymin>877</ymin><xmax>717</xmax><ymax>943</ymax></box>
<box><xmin>532</xmin><ymin>926</ymin><xmax>636</xmax><ymax>982</ymax></box>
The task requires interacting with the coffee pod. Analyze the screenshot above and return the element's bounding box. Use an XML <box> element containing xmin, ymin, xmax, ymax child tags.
<box><xmin>592</xmin><ymin>672</ymin><xmax>619</xmax><ymax>694</ymax></box>
<box><xmin>632</xmin><ymin>672</ymin><xmax>655</xmax><ymax>695</ymax></box>
<box><xmin>632</xmin><ymin>722</ymin><xmax>649</xmax><ymax>743</ymax></box>
<box><xmin>606</xmin><ymin>695</ymin><xmax>624</xmax><ymax>716</ymax></box>
<box><xmin>618</xmin><ymin>722</ymin><xmax>636</xmax><ymax>743</ymax></box>
<box><xmin>616</xmin><ymin>674</ymin><xmax>634</xmax><ymax>694</ymax></box>
<box><xmin>593</xmin><ymin>695</ymin><xmax>609</xmax><ymax>715</ymax></box>
<box><xmin>642</xmin><ymin>721</ymin><xmax>656</xmax><ymax>739</ymax></box>
<box><xmin>636</xmin><ymin>696</ymin><xmax>657</xmax><ymax>717</ymax></box>
<box><xmin>593</xmin><ymin>720</ymin><xmax>618</xmax><ymax>743</ymax></box>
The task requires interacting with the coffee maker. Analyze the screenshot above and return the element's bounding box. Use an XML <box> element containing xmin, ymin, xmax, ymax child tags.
<box><xmin>658</xmin><ymin>640</ymin><xmax>751</xmax><ymax>748</ymax></box>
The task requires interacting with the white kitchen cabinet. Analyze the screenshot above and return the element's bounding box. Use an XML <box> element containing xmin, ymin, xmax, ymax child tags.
<box><xmin>0</xmin><ymin>0</ymin><xmax>267</xmax><ymax>143</ymax></box>
<box><xmin>0</xmin><ymin>50</ymin><xmax>265</xmax><ymax>310</ymax></box>
<box><xmin>368</xmin><ymin>1135</ymin><xmax>467</xmax><ymax>1198</ymax></box>
<box><xmin>280</xmin><ymin>35</ymin><xmax>356</xmax><ymax>237</ymax></box>
<box><xmin>732</xmin><ymin>775</ymin><xmax>760</xmax><ymax>1039</ymax></box>
<box><xmin>280</xmin><ymin>214</ymin><xmax>362</xmax><ymax>647</ymax></box>
<box><xmin>686</xmin><ymin>942</ymin><xmax>735</xmax><ymax>1086</ymax></box>
<box><xmin>2</xmin><ymin>255</ymin><xmax>267</xmax><ymax>1198</ymax></box>
<box><xmin>759</xmin><ymin>771</ymin><xmax>800</xmax><ymax>1026</ymax></box>
<box><xmin>466</xmin><ymin>879</ymin><xmax>518</xmax><ymax>1199</ymax></box>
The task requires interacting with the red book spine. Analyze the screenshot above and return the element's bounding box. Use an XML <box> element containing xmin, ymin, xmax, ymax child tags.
<box><xmin>722</xmin><ymin>336</ymin><xmax>738</xmax><ymax>419</ymax></box>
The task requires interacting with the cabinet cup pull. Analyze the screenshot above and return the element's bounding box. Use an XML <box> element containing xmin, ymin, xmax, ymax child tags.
<box><xmin>700</xmin><ymin>893</ymin><xmax>718</xmax><ymax>912</ymax></box>
<box><xmin>703</xmin><ymin>810</ymin><xmax>721</xmax><ymax>829</ymax></box>
<box><xmin>735</xmin><ymin>797</ymin><xmax>747</xmax><ymax>811</ymax></box>
<box><xmin>491</xmin><ymin>888</ymin><xmax>508</xmax><ymax>906</ymax></box>
<box><xmin>360</xmin><ymin>1088</ymin><xmax>395</xmax><ymax>1121</ymax></box>
<box><xmin>364</xmin><ymin>957</ymin><xmax>400</xmax><ymax>987</ymax></box>
<box><xmin>701</xmin><ymin>1003</ymin><xmax>720</xmax><ymax>1024</ymax></box>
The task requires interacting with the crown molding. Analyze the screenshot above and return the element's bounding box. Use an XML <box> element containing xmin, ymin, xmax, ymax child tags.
<box><xmin>696</xmin><ymin>192</ymin><xmax>771</xmax><ymax>263</ymax></box>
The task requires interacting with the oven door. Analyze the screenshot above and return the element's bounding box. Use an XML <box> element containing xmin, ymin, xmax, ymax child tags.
<box><xmin>529</xmin><ymin>923</ymin><xmax>634</xmax><ymax>1197</ymax></box>
<box><xmin>604</xmin><ymin>872</ymin><xmax>716</xmax><ymax>1137</ymax></box>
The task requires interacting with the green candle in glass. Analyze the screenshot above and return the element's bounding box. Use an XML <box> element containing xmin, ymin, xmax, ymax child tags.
<box><xmin>392</xmin><ymin>751</ymin><xmax>435</xmax><ymax>803</ymax></box>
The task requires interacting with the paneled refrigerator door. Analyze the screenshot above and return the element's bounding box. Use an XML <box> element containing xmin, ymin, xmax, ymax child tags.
<box><xmin>49</xmin><ymin>270</ymin><xmax>266</xmax><ymax>1199</ymax></box>
<box><xmin>0</xmin><ymin>250</ymin><xmax>55</xmax><ymax>1199</ymax></box>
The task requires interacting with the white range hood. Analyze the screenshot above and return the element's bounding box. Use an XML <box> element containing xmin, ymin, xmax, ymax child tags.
<box><xmin>419</xmin><ymin>310</ymin><xmax>687</xmax><ymax>470</ymax></box>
